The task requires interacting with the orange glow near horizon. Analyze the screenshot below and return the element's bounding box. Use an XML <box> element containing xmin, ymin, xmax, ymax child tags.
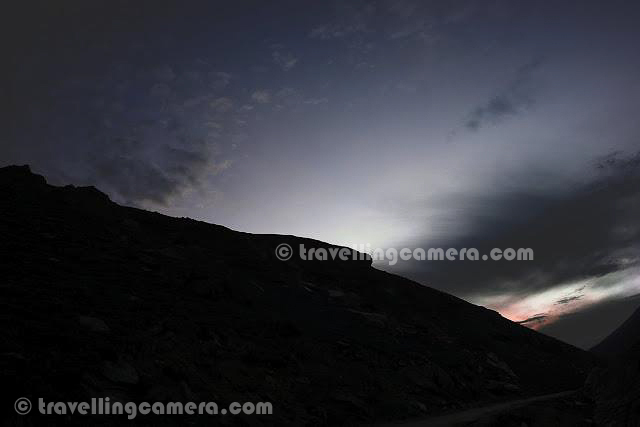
<box><xmin>473</xmin><ymin>268</ymin><xmax>640</xmax><ymax>331</ymax></box>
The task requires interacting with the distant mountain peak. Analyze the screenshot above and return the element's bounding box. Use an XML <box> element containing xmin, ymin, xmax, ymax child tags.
<box><xmin>591</xmin><ymin>305</ymin><xmax>640</xmax><ymax>357</ymax></box>
<box><xmin>1</xmin><ymin>164</ymin><xmax>112</xmax><ymax>205</ymax></box>
<box><xmin>0</xmin><ymin>164</ymin><xmax>45</xmax><ymax>184</ymax></box>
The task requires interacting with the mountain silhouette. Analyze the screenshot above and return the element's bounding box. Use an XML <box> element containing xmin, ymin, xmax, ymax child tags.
<box><xmin>0</xmin><ymin>165</ymin><xmax>593</xmax><ymax>425</ymax></box>
<box><xmin>586</xmin><ymin>305</ymin><xmax>640</xmax><ymax>425</ymax></box>
<box><xmin>591</xmin><ymin>306</ymin><xmax>640</xmax><ymax>357</ymax></box>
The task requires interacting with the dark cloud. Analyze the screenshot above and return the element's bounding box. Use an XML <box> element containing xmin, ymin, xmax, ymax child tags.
<box><xmin>1</xmin><ymin>1</ymin><xmax>260</xmax><ymax>206</ymax></box>
<box><xmin>74</xmin><ymin>63</ymin><xmax>239</xmax><ymax>206</ymax></box>
<box><xmin>90</xmin><ymin>143</ymin><xmax>209</xmax><ymax>205</ymax></box>
<box><xmin>555</xmin><ymin>295</ymin><xmax>584</xmax><ymax>305</ymax></box>
<box><xmin>465</xmin><ymin>59</ymin><xmax>543</xmax><ymax>131</ymax></box>
<box><xmin>517</xmin><ymin>314</ymin><xmax>547</xmax><ymax>326</ymax></box>
<box><xmin>396</xmin><ymin>151</ymin><xmax>640</xmax><ymax>299</ymax></box>
<box><xmin>272</xmin><ymin>51</ymin><xmax>298</xmax><ymax>71</ymax></box>
<box><xmin>466</xmin><ymin>95</ymin><xmax>517</xmax><ymax>131</ymax></box>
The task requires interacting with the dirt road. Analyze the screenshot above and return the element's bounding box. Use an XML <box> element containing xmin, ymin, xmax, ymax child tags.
<box><xmin>386</xmin><ymin>390</ymin><xmax>579</xmax><ymax>426</ymax></box>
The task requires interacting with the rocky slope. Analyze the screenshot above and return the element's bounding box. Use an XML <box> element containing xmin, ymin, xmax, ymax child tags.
<box><xmin>591</xmin><ymin>306</ymin><xmax>640</xmax><ymax>357</ymax></box>
<box><xmin>0</xmin><ymin>165</ymin><xmax>592</xmax><ymax>425</ymax></box>
<box><xmin>586</xmin><ymin>306</ymin><xmax>640</xmax><ymax>426</ymax></box>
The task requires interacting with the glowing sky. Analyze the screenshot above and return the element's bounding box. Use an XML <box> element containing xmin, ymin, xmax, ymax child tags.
<box><xmin>3</xmin><ymin>0</ymin><xmax>640</xmax><ymax>348</ymax></box>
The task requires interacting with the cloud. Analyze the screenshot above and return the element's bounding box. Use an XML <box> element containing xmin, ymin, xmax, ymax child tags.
<box><xmin>465</xmin><ymin>59</ymin><xmax>543</xmax><ymax>131</ymax></box>
<box><xmin>465</xmin><ymin>96</ymin><xmax>518</xmax><ymax>130</ymax></box>
<box><xmin>210</xmin><ymin>159</ymin><xmax>232</xmax><ymax>175</ymax></box>
<box><xmin>556</xmin><ymin>295</ymin><xmax>584</xmax><ymax>305</ymax></box>
<box><xmin>251</xmin><ymin>90</ymin><xmax>271</xmax><ymax>104</ymax></box>
<box><xmin>396</xmin><ymin>151</ymin><xmax>640</xmax><ymax>300</ymax></box>
<box><xmin>389</xmin><ymin>23</ymin><xmax>430</xmax><ymax>40</ymax></box>
<box><xmin>304</xmin><ymin>97</ymin><xmax>328</xmax><ymax>105</ymax></box>
<box><xmin>310</xmin><ymin>24</ymin><xmax>350</xmax><ymax>40</ymax></box>
<box><xmin>272</xmin><ymin>51</ymin><xmax>298</xmax><ymax>71</ymax></box>
<box><xmin>209</xmin><ymin>72</ymin><xmax>232</xmax><ymax>90</ymax></box>
<box><xmin>384</xmin><ymin>3</ymin><xmax>437</xmax><ymax>43</ymax></box>
<box><xmin>517</xmin><ymin>314</ymin><xmax>547</xmax><ymax>326</ymax></box>
<box><xmin>309</xmin><ymin>2</ymin><xmax>375</xmax><ymax>40</ymax></box>
<box><xmin>90</xmin><ymin>142</ymin><xmax>210</xmax><ymax>205</ymax></box>
<box><xmin>209</xmin><ymin>97</ymin><xmax>234</xmax><ymax>113</ymax></box>
<box><xmin>274</xmin><ymin>87</ymin><xmax>304</xmax><ymax>109</ymax></box>
<box><xmin>17</xmin><ymin>56</ymin><xmax>242</xmax><ymax>207</ymax></box>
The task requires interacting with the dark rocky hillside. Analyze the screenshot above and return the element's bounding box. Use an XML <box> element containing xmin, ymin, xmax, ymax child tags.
<box><xmin>0</xmin><ymin>165</ymin><xmax>592</xmax><ymax>425</ymax></box>
<box><xmin>586</xmin><ymin>306</ymin><xmax>640</xmax><ymax>426</ymax></box>
<box><xmin>591</xmin><ymin>306</ymin><xmax>640</xmax><ymax>357</ymax></box>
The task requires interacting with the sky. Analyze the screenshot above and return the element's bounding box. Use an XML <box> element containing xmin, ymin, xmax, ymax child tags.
<box><xmin>3</xmin><ymin>0</ymin><xmax>640</xmax><ymax>348</ymax></box>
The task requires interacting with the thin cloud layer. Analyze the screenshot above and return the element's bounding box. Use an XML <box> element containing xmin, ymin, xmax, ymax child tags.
<box><xmin>465</xmin><ymin>59</ymin><xmax>543</xmax><ymax>131</ymax></box>
<box><xmin>399</xmin><ymin>152</ymin><xmax>640</xmax><ymax>298</ymax></box>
